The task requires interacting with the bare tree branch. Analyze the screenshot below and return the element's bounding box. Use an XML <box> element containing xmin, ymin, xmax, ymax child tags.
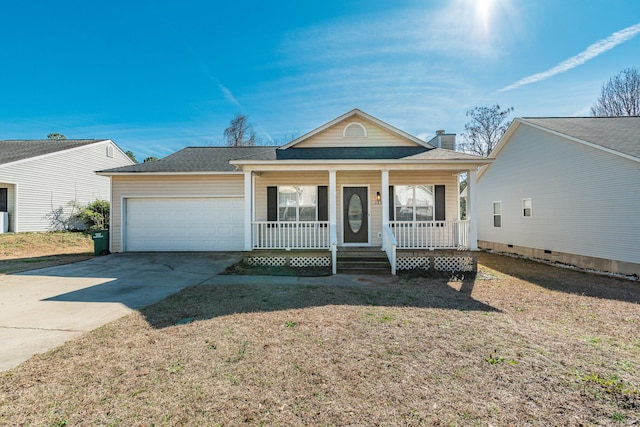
<box><xmin>590</xmin><ymin>67</ymin><xmax>640</xmax><ymax>116</ymax></box>
<box><xmin>459</xmin><ymin>105</ymin><xmax>514</xmax><ymax>156</ymax></box>
<box><xmin>224</xmin><ymin>114</ymin><xmax>256</xmax><ymax>147</ymax></box>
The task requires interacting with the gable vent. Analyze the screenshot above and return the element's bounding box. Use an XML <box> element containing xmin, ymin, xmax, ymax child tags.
<box><xmin>343</xmin><ymin>122</ymin><xmax>367</xmax><ymax>138</ymax></box>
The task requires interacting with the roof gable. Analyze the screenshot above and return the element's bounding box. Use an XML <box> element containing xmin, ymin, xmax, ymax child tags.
<box><xmin>279</xmin><ymin>109</ymin><xmax>432</xmax><ymax>150</ymax></box>
<box><xmin>479</xmin><ymin>116</ymin><xmax>640</xmax><ymax>180</ymax></box>
<box><xmin>521</xmin><ymin>117</ymin><xmax>640</xmax><ymax>160</ymax></box>
<box><xmin>0</xmin><ymin>139</ymin><xmax>106</xmax><ymax>166</ymax></box>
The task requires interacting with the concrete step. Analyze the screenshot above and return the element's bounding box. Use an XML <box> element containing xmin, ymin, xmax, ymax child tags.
<box><xmin>336</xmin><ymin>248</ymin><xmax>391</xmax><ymax>274</ymax></box>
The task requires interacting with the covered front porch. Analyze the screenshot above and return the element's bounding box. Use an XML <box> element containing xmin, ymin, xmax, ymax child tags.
<box><xmin>238</xmin><ymin>166</ymin><xmax>480</xmax><ymax>275</ymax></box>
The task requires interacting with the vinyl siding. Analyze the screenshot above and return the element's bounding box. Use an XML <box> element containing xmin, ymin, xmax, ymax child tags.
<box><xmin>0</xmin><ymin>141</ymin><xmax>131</xmax><ymax>232</ymax></box>
<box><xmin>295</xmin><ymin>117</ymin><xmax>416</xmax><ymax>148</ymax></box>
<box><xmin>254</xmin><ymin>170</ymin><xmax>459</xmax><ymax>247</ymax></box>
<box><xmin>477</xmin><ymin>124</ymin><xmax>640</xmax><ymax>265</ymax></box>
<box><xmin>111</xmin><ymin>174</ymin><xmax>244</xmax><ymax>252</ymax></box>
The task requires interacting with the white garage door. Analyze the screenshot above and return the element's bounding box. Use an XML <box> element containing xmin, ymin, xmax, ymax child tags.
<box><xmin>125</xmin><ymin>197</ymin><xmax>244</xmax><ymax>251</ymax></box>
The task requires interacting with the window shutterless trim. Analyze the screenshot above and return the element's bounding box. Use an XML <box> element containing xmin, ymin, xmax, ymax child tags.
<box><xmin>522</xmin><ymin>198</ymin><xmax>532</xmax><ymax>218</ymax></box>
<box><xmin>492</xmin><ymin>201</ymin><xmax>502</xmax><ymax>228</ymax></box>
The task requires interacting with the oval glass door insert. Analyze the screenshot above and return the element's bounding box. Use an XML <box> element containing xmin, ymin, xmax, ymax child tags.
<box><xmin>347</xmin><ymin>193</ymin><xmax>363</xmax><ymax>234</ymax></box>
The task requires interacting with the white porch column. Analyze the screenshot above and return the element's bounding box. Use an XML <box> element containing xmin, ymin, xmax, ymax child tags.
<box><xmin>381</xmin><ymin>169</ymin><xmax>389</xmax><ymax>225</ymax></box>
<box><xmin>243</xmin><ymin>171</ymin><xmax>252</xmax><ymax>251</ymax></box>
<box><xmin>329</xmin><ymin>170</ymin><xmax>338</xmax><ymax>274</ymax></box>
<box><xmin>467</xmin><ymin>168</ymin><xmax>478</xmax><ymax>250</ymax></box>
<box><xmin>329</xmin><ymin>170</ymin><xmax>337</xmax><ymax>225</ymax></box>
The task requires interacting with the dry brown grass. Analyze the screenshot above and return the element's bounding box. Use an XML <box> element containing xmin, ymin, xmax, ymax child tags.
<box><xmin>0</xmin><ymin>232</ymin><xmax>93</xmax><ymax>274</ymax></box>
<box><xmin>1</xmin><ymin>252</ymin><xmax>639</xmax><ymax>426</ymax></box>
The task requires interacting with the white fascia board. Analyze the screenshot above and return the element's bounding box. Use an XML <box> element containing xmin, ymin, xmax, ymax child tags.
<box><xmin>0</xmin><ymin>139</ymin><xmax>112</xmax><ymax>170</ymax></box>
<box><xmin>231</xmin><ymin>158</ymin><xmax>492</xmax><ymax>166</ymax></box>
<box><xmin>234</xmin><ymin>161</ymin><xmax>492</xmax><ymax>173</ymax></box>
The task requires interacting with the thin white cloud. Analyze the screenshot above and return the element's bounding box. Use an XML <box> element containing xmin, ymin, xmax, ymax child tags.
<box><xmin>209</xmin><ymin>76</ymin><xmax>242</xmax><ymax>109</ymax></box>
<box><xmin>500</xmin><ymin>22</ymin><xmax>640</xmax><ymax>92</ymax></box>
<box><xmin>204</xmin><ymin>76</ymin><xmax>275</xmax><ymax>142</ymax></box>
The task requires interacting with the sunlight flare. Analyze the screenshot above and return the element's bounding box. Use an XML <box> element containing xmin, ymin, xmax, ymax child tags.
<box><xmin>475</xmin><ymin>0</ymin><xmax>494</xmax><ymax>34</ymax></box>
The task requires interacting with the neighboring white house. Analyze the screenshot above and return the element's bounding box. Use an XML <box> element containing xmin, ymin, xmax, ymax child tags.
<box><xmin>99</xmin><ymin>109</ymin><xmax>491</xmax><ymax>274</ymax></box>
<box><xmin>476</xmin><ymin>117</ymin><xmax>640</xmax><ymax>276</ymax></box>
<box><xmin>0</xmin><ymin>139</ymin><xmax>134</xmax><ymax>232</ymax></box>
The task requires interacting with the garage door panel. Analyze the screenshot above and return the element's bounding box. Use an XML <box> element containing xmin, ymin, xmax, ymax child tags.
<box><xmin>125</xmin><ymin>198</ymin><xmax>244</xmax><ymax>251</ymax></box>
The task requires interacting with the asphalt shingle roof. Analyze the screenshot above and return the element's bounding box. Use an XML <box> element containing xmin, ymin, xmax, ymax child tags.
<box><xmin>0</xmin><ymin>139</ymin><xmax>103</xmax><ymax>166</ymax></box>
<box><xmin>522</xmin><ymin>117</ymin><xmax>640</xmax><ymax>159</ymax></box>
<box><xmin>99</xmin><ymin>146</ymin><xmax>278</xmax><ymax>173</ymax></box>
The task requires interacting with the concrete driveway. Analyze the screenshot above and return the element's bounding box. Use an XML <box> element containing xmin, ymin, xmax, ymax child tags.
<box><xmin>0</xmin><ymin>252</ymin><xmax>242</xmax><ymax>372</ymax></box>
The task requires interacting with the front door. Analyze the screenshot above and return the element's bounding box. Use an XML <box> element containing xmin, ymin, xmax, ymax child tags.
<box><xmin>343</xmin><ymin>186</ymin><xmax>368</xmax><ymax>244</ymax></box>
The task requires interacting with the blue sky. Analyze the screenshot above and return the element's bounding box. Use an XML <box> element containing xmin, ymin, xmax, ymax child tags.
<box><xmin>1</xmin><ymin>0</ymin><xmax>638</xmax><ymax>159</ymax></box>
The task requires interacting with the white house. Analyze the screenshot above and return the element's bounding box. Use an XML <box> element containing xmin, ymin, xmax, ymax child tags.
<box><xmin>0</xmin><ymin>139</ymin><xmax>134</xmax><ymax>232</ymax></box>
<box><xmin>99</xmin><ymin>109</ymin><xmax>491</xmax><ymax>274</ymax></box>
<box><xmin>476</xmin><ymin>117</ymin><xmax>640</xmax><ymax>276</ymax></box>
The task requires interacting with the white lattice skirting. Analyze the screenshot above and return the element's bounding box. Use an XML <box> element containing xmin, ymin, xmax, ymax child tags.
<box><xmin>247</xmin><ymin>256</ymin><xmax>331</xmax><ymax>268</ymax></box>
<box><xmin>247</xmin><ymin>256</ymin><xmax>286</xmax><ymax>267</ymax></box>
<box><xmin>290</xmin><ymin>256</ymin><xmax>331</xmax><ymax>267</ymax></box>
<box><xmin>434</xmin><ymin>256</ymin><xmax>475</xmax><ymax>272</ymax></box>
<box><xmin>396</xmin><ymin>257</ymin><xmax>430</xmax><ymax>270</ymax></box>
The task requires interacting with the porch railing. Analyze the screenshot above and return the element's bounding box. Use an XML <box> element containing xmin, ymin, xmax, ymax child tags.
<box><xmin>389</xmin><ymin>220</ymin><xmax>469</xmax><ymax>249</ymax></box>
<box><xmin>330</xmin><ymin>224</ymin><xmax>337</xmax><ymax>275</ymax></box>
<box><xmin>252</xmin><ymin>221</ymin><xmax>330</xmax><ymax>249</ymax></box>
<box><xmin>382</xmin><ymin>224</ymin><xmax>397</xmax><ymax>275</ymax></box>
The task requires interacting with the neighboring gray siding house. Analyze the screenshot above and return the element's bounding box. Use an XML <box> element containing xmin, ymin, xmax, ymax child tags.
<box><xmin>0</xmin><ymin>139</ymin><xmax>134</xmax><ymax>232</ymax></box>
<box><xmin>476</xmin><ymin>117</ymin><xmax>640</xmax><ymax>276</ymax></box>
<box><xmin>99</xmin><ymin>109</ymin><xmax>491</xmax><ymax>274</ymax></box>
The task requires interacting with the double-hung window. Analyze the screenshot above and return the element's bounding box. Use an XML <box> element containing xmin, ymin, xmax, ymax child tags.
<box><xmin>493</xmin><ymin>201</ymin><xmax>502</xmax><ymax>227</ymax></box>
<box><xmin>522</xmin><ymin>198</ymin><xmax>532</xmax><ymax>217</ymax></box>
<box><xmin>278</xmin><ymin>186</ymin><xmax>317</xmax><ymax>221</ymax></box>
<box><xmin>394</xmin><ymin>185</ymin><xmax>434</xmax><ymax>221</ymax></box>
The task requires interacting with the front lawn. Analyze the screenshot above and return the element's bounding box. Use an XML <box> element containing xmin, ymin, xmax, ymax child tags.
<box><xmin>0</xmin><ymin>231</ymin><xmax>93</xmax><ymax>274</ymax></box>
<box><xmin>1</xmin><ymin>252</ymin><xmax>638</xmax><ymax>425</ymax></box>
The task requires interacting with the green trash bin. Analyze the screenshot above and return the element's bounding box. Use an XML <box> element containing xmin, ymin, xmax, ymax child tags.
<box><xmin>90</xmin><ymin>229</ymin><xmax>110</xmax><ymax>256</ymax></box>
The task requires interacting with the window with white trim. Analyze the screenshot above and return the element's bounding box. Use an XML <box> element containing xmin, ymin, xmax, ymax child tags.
<box><xmin>493</xmin><ymin>201</ymin><xmax>502</xmax><ymax>227</ymax></box>
<box><xmin>394</xmin><ymin>185</ymin><xmax>434</xmax><ymax>221</ymax></box>
<box><xmin>522</xmin><ymin>198</ymin><xmax>532</xmax><ymax>217</ymax></box>
<box><xmin>278</xmin><ymin>186</ymin><xmax>317</xmax><ymax>221</ymax></box>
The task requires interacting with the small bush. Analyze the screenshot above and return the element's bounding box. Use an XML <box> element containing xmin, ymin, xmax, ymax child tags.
<box><xmin>74</xmin><ymin>200</ymin><xmax>110</xmax><ymax>230</ymax></box>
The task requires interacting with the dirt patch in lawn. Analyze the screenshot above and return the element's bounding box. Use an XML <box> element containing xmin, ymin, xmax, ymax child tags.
<box><xmin>0</xmin><ymin>232</ymin><xmax>93</xmax><ymax>274</ymax></box>
<box><xmin>221</xmin><ymin>260</ymin><xmax>331</xmax><ymax>277</ymax></box>
<box><xmin>1</xmin><ymin>252</ymin><xmax>639</xmax><ymax>426</ymax></box>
